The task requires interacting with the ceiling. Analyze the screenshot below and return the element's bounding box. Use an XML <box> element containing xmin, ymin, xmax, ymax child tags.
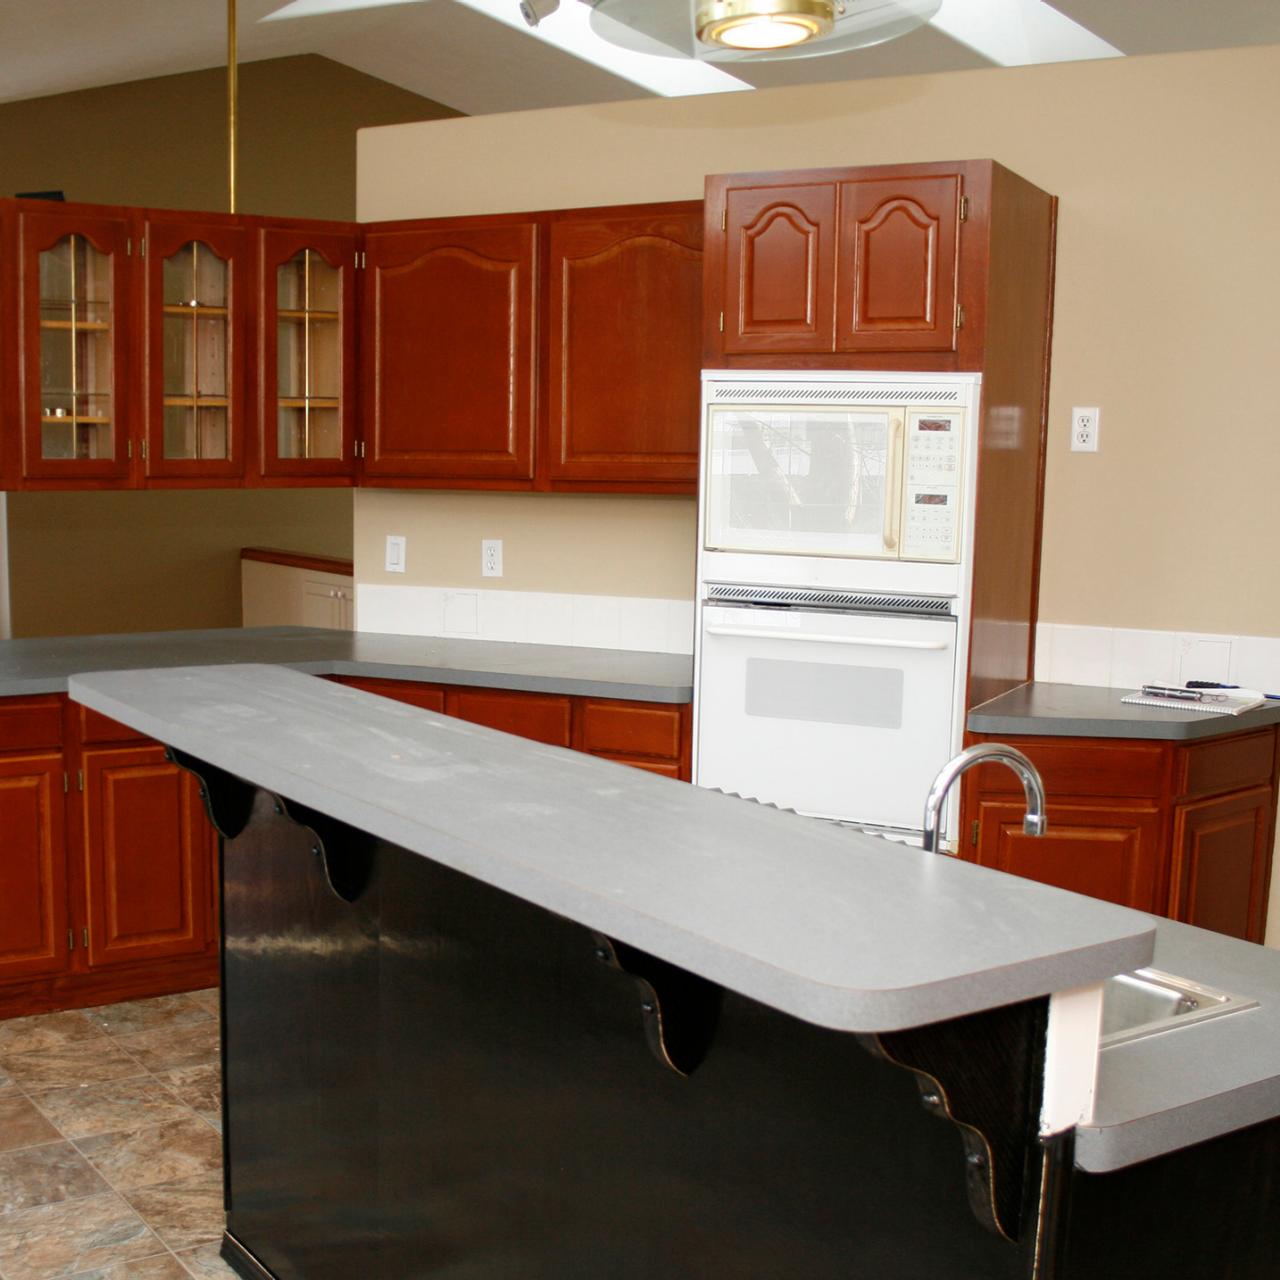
<box><xmin>1</xmin><ymin>0</ymin><xmax>1278</xmax><ymax>117</ymax></box>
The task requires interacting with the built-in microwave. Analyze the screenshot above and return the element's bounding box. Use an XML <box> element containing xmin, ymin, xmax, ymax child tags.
<box><xmin>703</xmin><ymin>381</ymin><xmax>968</xmax><ymax>564</ymax></box>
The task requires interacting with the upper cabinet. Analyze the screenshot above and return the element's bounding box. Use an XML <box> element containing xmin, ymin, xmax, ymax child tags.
<box><xmin>257</xmin><ymin>222</ymin><xmax>358</xmax><ymax>483</ymax></box>
<box><xmin>705</xmin><ymin>161</ymin><xmax>1009</xmax><ymax>371</ymax></box>
<box><xmin>143</xmin><ymin>212</ymin><xmax>249</xmax><ymax>483</ymax></box>
<box><xmin>361</xmin><ymin>216</ymin><xmax>538</xmax><ymax>485</ymax></box>
<box><xmin>546</xmin><ymin>205</ymin><xmax>702</xmax><ymax>489</ymax></box>
<box><xmin>17</xmin><ymin>204</ymin><xmax>133</xmax><ymax>485</ymax></box>
<box><xmin>361</xmin><ymin>201</ymin><xmax>703</xmax><ymax>494</ymax></box>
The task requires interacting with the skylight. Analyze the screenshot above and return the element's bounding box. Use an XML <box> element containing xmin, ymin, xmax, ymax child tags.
<box><xmin>930</xmin><ymin>0</ymin><xmax>1122</xmax><ymax>67</ymax></box>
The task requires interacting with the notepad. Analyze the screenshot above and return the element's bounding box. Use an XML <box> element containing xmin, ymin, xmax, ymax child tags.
<box><xmin>1121</xmin><ymin>690</ymin><xmax>1266</xmax><ymax>716</ymax></box>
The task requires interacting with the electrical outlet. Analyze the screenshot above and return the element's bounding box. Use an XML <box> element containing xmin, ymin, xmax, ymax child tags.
<box><xmin>482</xmin><ymin>538</ymin><xmax>503</xmax><ymax>578</ymax></box>
<box><xmin>1071</xmin><ymin>406</ymin><xmax>1100</xmax><ymax>452</ymax></box>
<box><xmin>385</xmin><ymin>535</ymin><xmax>406</xmax><ymax>573</ymax></box>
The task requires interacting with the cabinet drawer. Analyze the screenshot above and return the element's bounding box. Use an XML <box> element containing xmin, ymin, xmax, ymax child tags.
<box><xmin>1176</xmin><ymin>730</ymin><xmax>1276</xmax><ymax>801</ymax></box>
<box><xmin>0</xmin><ymin>697</ymin><xmax>63</xmax><ymax>751</ymax></box>
<box><xmin>78</xmin><ymin>704</ymin><xmax>151</xmax><ymax>745</ymax></box>
<box><xmin>331</xmin><ymin>676</ymin><xmax>446</xmax><ymax>714</ymax></box>
<box><xmin>967</xmin><ymin>736</ymin><xmax>1167</xmax><ymax>799</ymax></box>
<box><xmin>446</xmin><ymin>688</ymin><xmax>572</xmax><ymax>748</ymax></box>
<box><xmin>592</xmin><ymin>754</ymin><xmax>682</xmax><ymax>779</ymax></box>
<box><xmin>579</xmin><ymin>700</ymin><xmax>683</xmax><ymax>761</ymax></box>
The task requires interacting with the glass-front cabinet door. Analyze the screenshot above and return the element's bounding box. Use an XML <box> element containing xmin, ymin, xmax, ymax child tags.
<box><xmin>19</xmin><ymin>208</ymin><xmax>132</xmax><ymax>483</ymax></box>
<box><xmin>144</xmin><ymin>216</ymin><xmax>246</xmax><ymax>481</ymax></box>
<box><xmin>259</xmin><ymin>226</ymin><xmax>356</xmax><ymax>480</ymax></box>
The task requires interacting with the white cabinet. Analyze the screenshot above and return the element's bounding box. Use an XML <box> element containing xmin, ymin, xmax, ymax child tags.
<box><xmin>240</xmin><ymin>549</ymin><xmax>354</xmax><ymax>630</ymax></box>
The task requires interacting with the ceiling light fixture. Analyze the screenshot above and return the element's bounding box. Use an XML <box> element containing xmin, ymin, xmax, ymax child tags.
<box><xmin>695</xmin><ymin>0</ymin><xmax>835</xmax><ymax>51</ymax></box>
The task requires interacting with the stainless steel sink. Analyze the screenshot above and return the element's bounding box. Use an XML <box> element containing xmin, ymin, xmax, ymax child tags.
<box><xmin>1100</xmin><ymin>967</ymin><xmax>1258</xmax><ymax>1047</ymax></box>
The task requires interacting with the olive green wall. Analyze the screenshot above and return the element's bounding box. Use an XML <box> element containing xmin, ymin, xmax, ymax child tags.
<box><xmin>2</xmin><ymin>55</ymin><xmax>458</xmax><ymax>637</ymax></box>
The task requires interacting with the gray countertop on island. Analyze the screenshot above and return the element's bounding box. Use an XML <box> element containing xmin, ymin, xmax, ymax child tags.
<box><xmin>70</xmin><ymin>663</ymin><xmax>1152</xmax><ymax>1038</ymax></box>
<box><xmin>0</xmin><ymin>627</ymin><xmax>693</xmax><ymax>704</ymax></box>
<box><xmin>968</xmin><ymin>680</ymin><xmax>1280</xmax><ymax>740</ymax></box>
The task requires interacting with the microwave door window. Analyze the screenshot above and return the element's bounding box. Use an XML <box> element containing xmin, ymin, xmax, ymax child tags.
<box><xmin>706</xmin><ymin>408</ymin><xmax>895</xmax><ymax>558</ymax></box>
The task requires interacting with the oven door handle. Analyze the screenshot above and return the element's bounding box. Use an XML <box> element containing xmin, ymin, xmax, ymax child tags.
<box><xmin>702</xmin><ymin>625</ymin><xmax>950</xmax><ymax>651</ymax></box>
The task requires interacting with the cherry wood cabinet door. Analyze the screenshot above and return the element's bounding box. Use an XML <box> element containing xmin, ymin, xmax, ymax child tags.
<box><xmin>142</xmin><ymin>212</ymin><xmax>250</xmax><ymax>483</ymax></box>
<box><xmin>835</xmin><ymin>173</ymin><xmax>961</xmax><ymax>354</ymax></box>
<box><xmin>17</xmin><ymin>204</ymin><xmax>134</xmax><ymax>486</ymax></box>
<box><xmin>257</xmin><ymin>224</ymin><xmax>358</xmax><ymax>482</ymax></box>
<box><xmin>362</xmin><ymin>220</ymin><xmax>537</xmax><ymax>482</ymax></box>
<box><xmin>546</xmin><ymin>207</ymin><xmax>701</xmax><ymax>487</ymax></box>
<box><xmin>719</xmin><ymin>182</ymin><xmax>837</xmax><ymax>355</ymax></box>
<box><xmin>445</xmin><ymin>688</ymin><xmax>573</xmax><ymax>747</ymax></box>
<box><xmin>80</xmin><ymin>744</ymin><xmax>215</xmax><ymax>969</ymax></box>
<box><xmin>0</xmin><ymin>752</ymin><xmax>69</xmax><ymax>983</ymax></box>
<box><xmin>1170</xmin><ymin>787</ymin><xmax>1273</xmax><ymax>942</ymax></box>
<box><xmin>972</xmin><ymin>797</ymin><xmax>1166</xmax><ymax>913</ymax></box>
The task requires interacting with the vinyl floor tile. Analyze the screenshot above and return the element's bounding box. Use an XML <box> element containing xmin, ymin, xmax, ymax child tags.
<box><xmin>125</xmin><ymin>1174</ymin><xmax>225</xmax><ymax>1252</ymax></box>
<box><xmin>76</xmin><ymin>1117</ymin><xmax>222</xmax><ymax>1194</ymax></box>
<box><xmin>0</xmin><ymin>1096</ymin><xmax>63</xmax><ymax>1153</ymax></box>
<box><xmin>0</xmin><ymin>1189</ymin><xmax>163</xmax><ymax>1280</ymax></box>
<box><xmin>0</xmin><ymin>1040</ymin><xmax>146</xmax><ymax>1093</ymax></box>
<box><xmin>0</xmin><ymin>1012</ymin><xmax>109</xmax><ymax>1057</ymax></box>
<box><xmin>185</xmin><ymin>990</ymin><xmax>221</xmax><ymax>1018</ymax></box>
<box><xmin>155</xmin><ymin>1064</ymin><xmax>220</xmax><ymax>1115</ymax></box>
<box><xmin>174</xmin><ymin>1242</ymin><xmax>241</xmax><ymax>1278</ymax></box>
<box><xmin>109</xmin><ymin>1022</ymin><xmax>220</xmax><ymax>1075</ymax></box>
<box><xmin>80</xmin><ymin>995</ymin><xmax>214</xmax><ymax>1040</ymax></box>
<box><xmin>67</xmin><ymin>1250</ymin><xmax>191</xmax><ymax>1279</ymax></box>
<box><xmin>28</xmin><ymin>1077</ymin><xmax>192</xmax><ymax>1142</ymax></box>
<box><xmin>0</xmin><ymin>1140</ymin><xmax>108</xmax><ymax>1214</ymax></box>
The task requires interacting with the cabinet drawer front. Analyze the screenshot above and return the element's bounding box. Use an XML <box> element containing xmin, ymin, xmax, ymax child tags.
<box><xmin>330</xmin><ymin>676</ymin><xmax>446</xmax><ymax>714</ymax></box>
<box><xmin>78</xmin><ymin>704</ymin><xmax>151</xmax><ymax>745</ymax></box>
<box><xmin>592</xmin><ymin>754</ymin><xmax>682</xmax><ymax>779</ymax></box>
<box><xmin>967</xmin><ymin>737</ymin><xmax>1167</xmax><ymax>799</ymax></box>
<box><xmin>580</xmin><ymin>700</ymin><xmax>682</xmax><ymax>761</ymax></box>
<box><xmin>0</xmin><ymin>697</ymin><xmax>64</xmax><ymax>751</ymax></box>
<box><xmin>1176</xmin><ymin>730</ymin><xmax>1276</xmax><ymax>800</ymax></box>
<box><xmin>446</xmin><ymin>688</ymin><xmax>572</xmax><ymax>748</ymax></box>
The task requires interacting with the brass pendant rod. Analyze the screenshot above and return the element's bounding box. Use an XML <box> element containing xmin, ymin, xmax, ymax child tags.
<box><xmin>228</xmin><ymin>0</ymin><xmax>238</xmax><ymax>213</ymax></box>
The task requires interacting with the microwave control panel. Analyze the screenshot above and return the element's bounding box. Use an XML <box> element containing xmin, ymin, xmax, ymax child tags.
<box><xmin>901</xmin><ymin>411</ymin><xmax>964</xmax><ymax>562</ymax></box>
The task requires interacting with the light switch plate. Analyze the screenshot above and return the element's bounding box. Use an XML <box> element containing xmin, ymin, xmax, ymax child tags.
<box><xmin>385</xmin><ymin>535</ymin><xmax>406</xmax><ymax>573</ymax></box>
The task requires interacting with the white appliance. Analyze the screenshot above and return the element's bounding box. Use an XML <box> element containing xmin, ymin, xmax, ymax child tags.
<box><xmin>693</xmin><ymin>370</ymin><xmax>982</xmax><ymax>843</ymax></box>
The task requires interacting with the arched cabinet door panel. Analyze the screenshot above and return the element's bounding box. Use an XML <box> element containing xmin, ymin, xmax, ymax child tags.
<box><xmin>721</xmin><ymin>184</ymin><xmax>836</xmax><ymax>354</ymax></box>
<box><xmin>836</xmin><ymin>174</ymin><xmax>960</xmax><ymax>354</ymax></box>
<box><xmin>362</xmin><ymin>220</ymin><xmax>537</xmax><ymax>482</ymax></box>
<box><xmin>547</xmin><ymin>208</ymin><xmax>702</xmax><ymax>486</ymax></box>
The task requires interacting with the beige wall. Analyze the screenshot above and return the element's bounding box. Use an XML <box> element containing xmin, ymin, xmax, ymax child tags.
<box><xmin>6</xmin><ymin>489</ymin><xmax>353</xmax><ymax>637</ymax></box>
<box><xmin>357</xmin><ymin>44</ymin><xmax>1280</xmax><ymax>642</ymax></box>
<box><xmin>3</xmin><ymin>55</ymin><xmax>457</xmax><ymax>637</ymax></box>
<box><xmin>355</xmin><ymin>490</ymin><xmax>696</xmax><ymax>598</ymax></box>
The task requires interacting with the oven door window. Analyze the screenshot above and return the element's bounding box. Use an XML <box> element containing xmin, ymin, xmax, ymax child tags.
<box><xmin>704</xmin><ymin>406</ymin><xmax>903</xmax><ymax>559</ymax></box>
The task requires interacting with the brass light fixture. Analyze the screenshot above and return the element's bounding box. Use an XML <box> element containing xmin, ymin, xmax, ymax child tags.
<box><xmin>695</xmin><ymin>0</ymin><xmax>837</xmax><ymax>51</ymax></box>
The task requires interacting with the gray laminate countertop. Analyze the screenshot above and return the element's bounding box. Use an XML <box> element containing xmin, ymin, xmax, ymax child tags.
<box><xmin>1078</xmin><ymin>916</ymin><xmax>1280</xmax><ymax>1172</ymax></box>
<box><xmin>0</xmin><ymin>627</ymin><xmax>692</xmax><ymax>703</ymax></box>
<box><xmin>968</xmin><ymin>681</ymin><xmax>1280</xmax><ymax>740</ymax></box>
<box><xmin>70</xmin><ymin>663</ymin><xmax>1152</xmax><ymax>1037</ymax></box>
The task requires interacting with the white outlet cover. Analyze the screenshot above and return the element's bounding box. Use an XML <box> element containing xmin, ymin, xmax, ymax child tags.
<box><xmin>385</xmin><ymin>535</ymin><xmax>406</xmax><ymax>573</ymax></box>
<box><xmin>481</xmin><ymin>538</ymin><xmax>503</xmax><ymax>578</ymax></box>
<box><xmin>1070</xmin><ymin>406</ymin><xmax>1100</xmax><ymax>452</ymax></box>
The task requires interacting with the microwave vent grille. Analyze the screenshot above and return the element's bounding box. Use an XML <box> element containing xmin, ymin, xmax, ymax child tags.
<box><xmin>705</xmin><ymin>582</ymin><xmax>953</xmax><ymax>617</ymax></box>
<box><xmin>710</xmin><ymin>385</ymin><xmax>961</xmax><ymax>405</ymax></box>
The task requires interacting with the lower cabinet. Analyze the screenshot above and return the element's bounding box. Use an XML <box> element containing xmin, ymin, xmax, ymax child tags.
<box><xmin>960</xmin><ymin>727</ymin><xmax>1279</xmax><ymax>942</ymax></box>
<box><xmin>329</xmin><ymin>677</ymin><xmax>692</xmax><ymax>780</ymax></box>
<box><xmin>0</xmin><ymin>696</ymin><xmax>219</xmax><ymax>1018</ymax></box>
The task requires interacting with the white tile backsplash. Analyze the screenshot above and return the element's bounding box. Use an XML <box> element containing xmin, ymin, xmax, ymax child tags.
<box><xmin>1038</xmin><ymin>622</ymin><xmax>1280</xmax><ymax>692</ymax></box>
<box><xmin>356</xmin><ymin>584</ymin><xmax>693</xmax><ymax>654</ymax></box>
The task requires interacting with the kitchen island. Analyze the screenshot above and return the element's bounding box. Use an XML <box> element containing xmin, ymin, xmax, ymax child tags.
<box><xmin>67</xmin><ymin>664</ymin><xmax>1280</xmax><ymax>1280</ymax></box>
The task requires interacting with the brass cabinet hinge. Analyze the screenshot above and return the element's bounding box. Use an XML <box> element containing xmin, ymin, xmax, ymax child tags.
<box><xmin>63</xmin><ymin>771</ymin><xmax>69</xmax><ymax>793</ymax></box>
<box><xmin>955</xmin><ymin>303</ymin><xmax>965</xmax><ymax>330</ymax></box>
<box><xmin>959</xmin><ymin>195</ymin><xmax>969</xmax><ymax>223</ymax></box>
<box><xmin>718</xmin><ymin>311</ymin><xmax>724</xmax><ymax>333</ymax></box>
<box><xmin>82</xmin><ymin>927</ymin><xmax>89</xmax><ymax>948</ymax></box>
<box><xmin>140</xmin><ymin>237</ymin><xmax>146</xmax><ymax>257</ymax></box>
<box><xmin>140</xmin><ymin>440</ymin><xmax>148</xmax><ymax>461</ymax></box>
<box><xmin>68</xmin><ymin>928</ymin><xmax>75</xmax><ymax>951</ymax></box>
<box><xmin>77</xmin><ymin>769</ymin><xmax>84</xmax><ymax>792</ymax></box>
<box><xmin>126</xmin><ymin>237</ymin><xmax>132</xmax><ymax>257</ymax></box>
<box><xmin>126</xmin><ymin>440</ymin><xmax>132</xmax><ymax>460</ymax></box>
<box><xmin>721</xmin><ymin>208</ymin><xmax>727</xmax><ymax>232</ymax></box>
<box><xmin>970</xmin><ymin>819</ymin><xmax>979</xmax><ymax>847</ymax></box>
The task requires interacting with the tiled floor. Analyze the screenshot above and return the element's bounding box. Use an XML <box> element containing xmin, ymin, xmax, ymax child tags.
<box><xmin>0</xmin><ymin>990</ymin><xmax>237</xmax><ymax>1280</ymax></box>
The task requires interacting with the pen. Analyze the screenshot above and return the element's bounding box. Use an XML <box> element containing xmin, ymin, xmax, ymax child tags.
<box><xmin>1141</xmin><ymin>685</ymin><xmax>1204</xmax><ymax>701</ymax></box>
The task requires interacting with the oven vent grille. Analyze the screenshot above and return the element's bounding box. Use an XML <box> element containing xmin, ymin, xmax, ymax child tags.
<box><xmin>710</xmin><ymin>385</ymin><xmax>961</xmax><ymax>404</ymax></box>
<box><xmin>705</xmin><ymin>582</ymin><xmax>954</xmax><ymax>616</ymax></box>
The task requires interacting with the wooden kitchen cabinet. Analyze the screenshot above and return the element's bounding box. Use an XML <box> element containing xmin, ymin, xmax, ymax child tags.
<box><xmin>960</xmin><ymin>726</ymin><xmax>1279</xmax><ymax>942</ymax></box>
<box><xmin>0</xmin><ymin>695</ymin><xmax>220</xmax><ymax>1018</ymax></box>
<box><xmin>257</xmin><ymin>221</ymin><xmax>359</xmax><ymax>483</ymax></box>
<box><xmin>331</xmin><ymin>676</ymin><xmax>691</xmax><ymax>779</ymax></box>
<box><xmin>704</xmin><ymin>160</ymin><xmax>1035</xmax><ymax>372</ymax></box>
<box><xmin>545</xmin><ymin>204</ymin><xmax>702</xmax><ymax>489</ymax></box>
<box><xmin>361</xmin><ymin>215</ymin><xmax>538</xmax><ymax>484</ymax></box>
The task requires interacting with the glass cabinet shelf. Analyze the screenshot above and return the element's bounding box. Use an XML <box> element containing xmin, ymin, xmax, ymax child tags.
<box><xmin>274</xmin><ymin>249</ymin><xmax>343</xmax><ymax>462</ymax></box>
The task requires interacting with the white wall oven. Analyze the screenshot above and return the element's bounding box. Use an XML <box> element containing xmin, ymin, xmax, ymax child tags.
<box><xmin>694</xmin><ymin>371</ymin><xmax>982</xmax><ymax>843</ymax></box>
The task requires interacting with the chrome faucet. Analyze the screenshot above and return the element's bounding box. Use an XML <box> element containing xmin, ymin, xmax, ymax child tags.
<box><xmin>921</xmin><ymin>743</ymin><xmax>1047</xmax><ymax>854</ymax></box>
